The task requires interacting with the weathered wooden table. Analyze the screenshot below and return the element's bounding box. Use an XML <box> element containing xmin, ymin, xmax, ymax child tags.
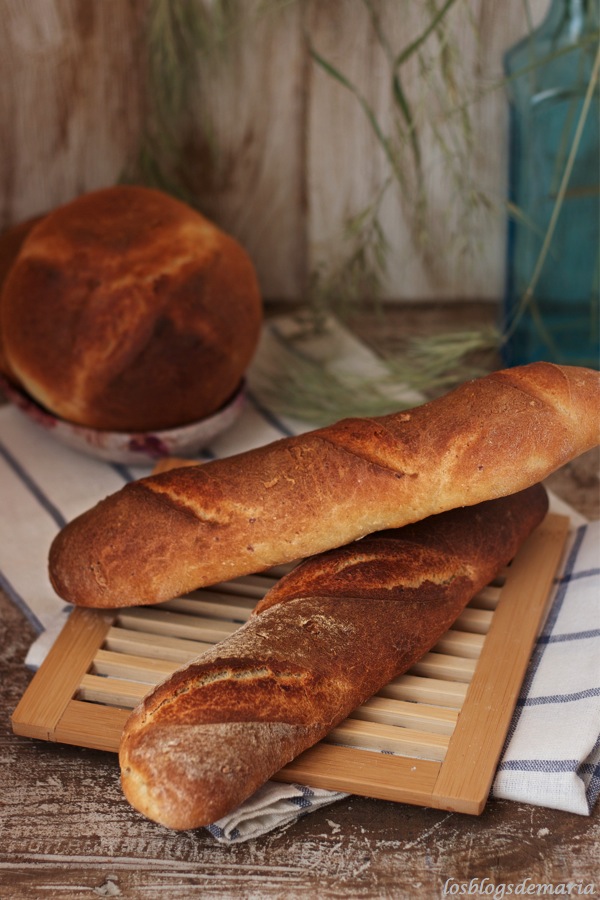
<box><xmin>1</xmin><ymin>304</ymin><xmax>598</xmax><ymax>899</ymax></box>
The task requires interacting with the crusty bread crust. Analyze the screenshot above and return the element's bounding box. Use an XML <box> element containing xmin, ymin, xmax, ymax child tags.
<box><xmin>0</xmin><ymin>215</ymin><xmax>45</xmax><ymax>380</ymax></box>
<box><xmin>0</xmin><ymin>186</ymin><xmax>262</xmax><ymax>431</ymax></box>
<box><xmin>119</xmin><ymin>484</ymin><xmax>548</xmax><ymax>830</ymax></box>
<box><xmin>49</xmin><ymin>363</ymin><xmax>599</xmax><ymax>609</ymax></box>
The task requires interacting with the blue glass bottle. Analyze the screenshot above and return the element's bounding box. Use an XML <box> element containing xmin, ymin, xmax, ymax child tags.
<box><xmin>502</xmin><ymin>0</ymin><xmax>599</xmax><ymax>368</ymax></box>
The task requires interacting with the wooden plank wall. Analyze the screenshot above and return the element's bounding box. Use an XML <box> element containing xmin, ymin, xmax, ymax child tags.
<box><xmin>0</xmin><ymin>0</ymin><xmax>548</xmax><ymax>303</ymax></box>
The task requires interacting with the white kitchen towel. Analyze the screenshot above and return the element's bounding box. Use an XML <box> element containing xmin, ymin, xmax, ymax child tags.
<box><xmin>0</xmin><ymin>319</ymin><xmax>598</xmax><ymax>842</ymax></box>
<box><xmin>206</xmin><ymin>782</ymin><xmax>349</xmax><ymax>844</ymax></box>
<box><xmin>492</xmin><ymin>518</ymin><xmax>600</xmax><ymax>816</ymax></box>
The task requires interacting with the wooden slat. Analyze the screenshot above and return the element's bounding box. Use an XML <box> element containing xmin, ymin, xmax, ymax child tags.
<box><xmin>409</xmin><ymin>652</ymin><xmax>476</xmax><ymax>683</ymax></box>
<box><xmin>431</xmin><ymin>513</ymin><xmax>570</xmax><ymax>814</ymax></box>
<box><xmin>469</xmin><ymin>585</ymin><xmax>503</xmax><ymax>611</ymax></box>
<box><xmin>77</xmin><ymin>674</ymin><xmax>148</xmax><ymax>708</ymax></box>
<box><xmin>11</xmin><ymin>608</ymin><xmax>116</xmax><ymax>741</ymax></box>
<box><xmin>352</xmin><ymin>697</ymin><xmax>458</xmax><ymax>735</ymax></box>
<box><xmin>158</xmin><ymin>592</ymin><xmax>254</xmax><ymax>621</ymax></box>
<box><xmin>379</xmin><ymin>674</ymin><xmax>468</xmax><ymax>709</ymax></box>
<box><xmin>103</xmin><ymin>626</ymin><xmax>210</xmax><ymax>663</ymax></box>
<box><xmin>116</xmin><ymin>608</ymin><xmax>238</xmax><ymax>643</ymax></box>
<box><xmin>433</xmin><ymin>629</ymin><xmax>485</xmax><ymax>659</ymax></box>
<box><xmin>327</xmin><ymin>719</ymin><xmax>450</xmax><ymax>761</ymax></box>
<box><xmin>454</xmin><ymin>607</ymin><xmax>494</xmax><ymax>633</ymax></box>
<box><xmin>55</xmin><ymin>700</ymin><xmax>130</xmax><ymax>754</ymax></box>
<box><xmin>275</xmin><ymin>744</ymin><xmax>441</xmax><ymax>808</ymax></box>
<box><xmin>91</xmin><ymin>649</ymin><xmax>178</xmax><ymax>683</ymax></box>
<box><xmin>210</xmin><ymin>575</ymin><xmax>279</xmax><ymax>598</ymax></box>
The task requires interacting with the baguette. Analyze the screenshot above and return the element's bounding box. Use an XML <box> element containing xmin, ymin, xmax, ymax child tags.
<box><xmin>119</xmin><ymin>484</ymin><xmax>548</xmax><ymax>830</ymax></box>
<box><xmin>49</xmin><ymin>362</ymin><xmax>599</xmax><ymax>608</ymax></box>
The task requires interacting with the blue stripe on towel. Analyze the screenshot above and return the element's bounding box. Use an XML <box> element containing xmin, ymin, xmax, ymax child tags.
<box><xmin>498</xmin><ymin>758</ymin><xmax>583</xmax><ymax>773</ymax></box>
<box><xmin>0</xmin><ymin>568</ymin><xmax>44</xmax><ymax>633</ymax></box>
<box><xmin>502</xmin><ymin>524</ymin><xmax>587</xmax><ymax>745</ymax></box>
<box><xmin>288</xmin><ymin>795</ymin><xmax>313</xmax><ymax>809</ymax></box>
<box><xmin>556</xmin><ymin>567</ymin><xmax>600</xmax><ymax>584</ymax></box>
<box><xmin>246</xmin><ymin>390</ymin><xmax>296</xmax><ymax>438</ymax></box>
<box><xmin>0</xmin><ymin>439</ymin><xmax>67</xmax><ymax>528</ymax></box>
<box><xmin>493</xmin><ymin>522</ymin><xmax>600</xmax><ymax>814</ymax></box>
<box><xmin>288</xmin><ymin>784</ymin><xmax>316</xmax><ymax>809</ymax></box>
<box><xmin>497</xmin><ymin>749</ymin><xmax>600</xmax><ymax>814</ymax></box>
<box><xmin>582</xmin><ymin>736</ymin><xmax>600</xmax><ymax>810</ymax></box>
<box><xmin>516</xmin><ymin>687</ymin><xmax>600</xmax><ymax>707</ymax></box>
<box><xmin>207</xmin><ymin>822</ymin><xmax>241</xmax><ymax>840</ymax></box>
<box><xmin>110</xmin><ymin>463</ymin><xmax>137</xmax><ymax>483</ymax></box>
<box><xmin>538</xmin><ymin>628</ymin><xmax>600</xmax><ymax>645</ymax></box>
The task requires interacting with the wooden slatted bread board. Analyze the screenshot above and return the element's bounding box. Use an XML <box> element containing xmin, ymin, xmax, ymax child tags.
<box><xmin>12</xmin><ymin>502</ymin><xmax>569</xmax><ymax>816</ymax></box>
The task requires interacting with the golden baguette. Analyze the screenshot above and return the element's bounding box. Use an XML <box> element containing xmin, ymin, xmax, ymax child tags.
<box><xmin>49</xmin><ymin>362</ymin><xmax>599</xmax><ymax>608</ymax></box>
<box><xmin>119</xmin><ymin>485</ymin><xmax>548</xmax><ymax>830</ymax></box>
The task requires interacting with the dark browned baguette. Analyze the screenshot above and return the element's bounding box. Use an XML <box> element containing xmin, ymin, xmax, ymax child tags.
<box><xmin>49</xmin><ymin>362</ymin><xmax>599</xmax><ymax>608</ymax></box>
<box><xmin>119</xmin><ymin>484</ymin><xmax>548</xmax><ymax>830</ymax></box>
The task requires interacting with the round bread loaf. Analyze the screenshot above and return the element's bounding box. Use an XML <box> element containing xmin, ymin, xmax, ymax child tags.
<box><xmin>0</xmin><ymin>186</ymin><xmax>262</xmax><ymax>431</ymax></box>
<box><xmin>0</xmin><ymin>215</ymin><xmax>43</xmax><ymax>381</ymax></box>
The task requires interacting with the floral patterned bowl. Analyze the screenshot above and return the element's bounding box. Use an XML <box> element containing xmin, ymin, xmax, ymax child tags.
<box><xmin>0</xmin><ymin>375</ymin><xmax>245</xmax><ymax>466</ymax></box>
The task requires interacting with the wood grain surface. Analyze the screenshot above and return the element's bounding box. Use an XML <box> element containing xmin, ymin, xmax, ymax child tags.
<box><xmin>0</xmin><ymin>0</ymin><xmax>550</xmax><ymax>303</ymax></box>
<box><xmin>1</xmin><ymin>584</ymin><xmax>598</xmax><ymax>899</ymax></box>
